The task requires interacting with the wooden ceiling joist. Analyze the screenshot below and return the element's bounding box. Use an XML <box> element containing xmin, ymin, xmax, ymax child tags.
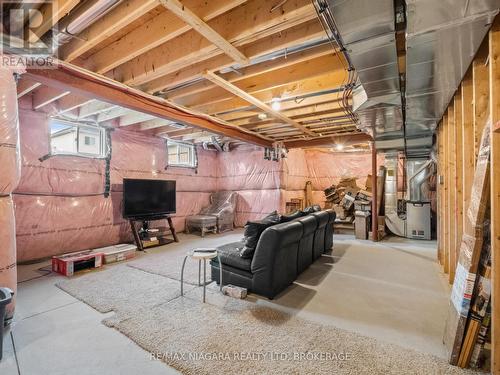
<box><xmin>139</xmin><ymin>19</ymin><xmax>325</xmax><ymax>94</ymax></box>
<box><xmin>78</xmin><ymin>101</ymin><xmax>118</xmax><ymax>119</ymax></box>
<box><xmin>197</xmin><ymin>70</ymin><xmax>347</xmax><ymax>115</ymax></box>
<box><xmin>27</xmin><ymin>0</ymin><xmax>80</xmax><ymax>43</ymax></box>
<box><xmin>86</xmin><ymin>0</ymin><xmax>246</xmax><ymax>73</ymax></box>
<box><xmin>33</xmin><ymin>86</ymin><xmax>69</xmax><ymax>110</ymax></box>
<box><xmin>165</xmin><ymin>43</ymin><xmax>333</xmax><ymax>101</ymax></box>
<box><xmin>57</xmin><ymin>95</ymin><xmax>94</xmax><ymax>114</ymax></box>
<box><xmin>17</xmin><ymin>78</ymin><xmax>41</xmax><ymax>98</ymax></box>
<box><xmin>60</xmin><ymin>0</ymin><xmax>159</xmax><ymax>62</ymax></box>
<box><xmin>119</xmin><ymin>112</ymin><xmax>156</xmax><ymax>127</ymax></box>
<box><xmin>204</xmin><ymin>70</ymin><xmax>316</xmax><ymax>137</ymax></box>
<box><xmin>159</xmin><ymin>0</ymin><xmax>248</xmax><ymax>65</ymax></box>
<box><xmin>109</xmin><ymin>0</ymin><xmax>316</xmax><ymax>86</ymax></box>
<box><xmin>25</xmin><ymin>61</ymin><xmax>272</xmax><ymax>147</ymax></box>
<box><xmin>175</xmin><ymin>53</ymin><xmax>344</xmax><ymax>108</ymax></box>
<box><xmin>139</xmin><ymin>118</ymin><xmax>179</xmax><ymax>131</ymax></box>
<box><xmin>284</xmin><ymin>133</ymin><xmax>371</xmax><ymax>149</ymax></box>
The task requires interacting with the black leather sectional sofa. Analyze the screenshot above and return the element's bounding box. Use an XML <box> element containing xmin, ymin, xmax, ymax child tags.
<box><xmin>210</xmin><ymin>209</ymin><xmax>336</xmax><ymax>299</ymax></box>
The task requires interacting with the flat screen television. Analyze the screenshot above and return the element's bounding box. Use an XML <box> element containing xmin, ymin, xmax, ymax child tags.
<box><xmin>123</xmin><ymin>178</ymin><xmax>176</xmax><ymax>219</ymax></box>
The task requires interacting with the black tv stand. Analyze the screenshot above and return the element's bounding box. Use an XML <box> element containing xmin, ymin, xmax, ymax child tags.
<box><xmin>129</xmin><ymin>215</ymin><xmax>179</xmax><ymax>251</ymax></box>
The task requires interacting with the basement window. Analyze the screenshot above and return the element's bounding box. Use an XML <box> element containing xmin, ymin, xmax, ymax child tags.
<box><xmin>167</xmin><ymin>140</ymin><xmax>197</xmax><ymax>168</ymax></box>
<box><xmin>49</xmin><ymin>119</ymin><xmax>108</xmax><ymax>158</ymax></box>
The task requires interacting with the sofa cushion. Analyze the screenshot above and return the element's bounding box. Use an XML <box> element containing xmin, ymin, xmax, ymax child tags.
<box><xmin>280</xmin><ymin>210</ymin><xmax>304</xmax><ymax>223</ymax></box>
<box><xmin>302</xmin><ymin>205</ymin><xmax>321</xmax><ymax>215</ymax></box>
<box><xmin>239</xmin><ymin>221</ymin><xmax>273</xmax><ymax>258</ymax></box>
<box><xmin>216</xmin><ymin>241</ymin><xmax>252</xmax><ymax>271</ymax></box>
<box><xmin>261</xmin><ymin>210</ymin><xmax>281</xmax><ymax>224</ymax></box>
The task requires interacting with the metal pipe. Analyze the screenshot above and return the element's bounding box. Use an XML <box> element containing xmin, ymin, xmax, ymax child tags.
<box><xmin>371</xmin><ymin>142</ymin><xmax>378</xmax><ymax>242</ymax></box>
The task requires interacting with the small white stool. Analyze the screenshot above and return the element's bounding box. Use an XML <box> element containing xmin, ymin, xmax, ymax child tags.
<box><xmin>180</xmin><ymin>248</ymin><xmax>223</xmax><ymax>303</ymax></box>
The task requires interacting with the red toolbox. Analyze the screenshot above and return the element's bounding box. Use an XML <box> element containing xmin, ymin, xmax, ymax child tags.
<box><xmin>52</xmin><ymin>250</ymin><xmax>104</xmax><ymax>277</ymax></box>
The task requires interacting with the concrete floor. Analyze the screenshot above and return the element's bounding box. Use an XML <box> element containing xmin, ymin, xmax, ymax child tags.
<box><xmin>0</xmin><ymin>231</ymin><xmax>450</xmax><ymax>375</ymax></box>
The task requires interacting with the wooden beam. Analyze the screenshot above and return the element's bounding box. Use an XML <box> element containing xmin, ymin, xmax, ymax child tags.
<box><xmin>109</xmin><ymin>0</ymin><xmax>316</xmax><ymax>86</ymax></box>
<box><xmin>139</xmin><ymin>118</ymin><xmax>178</xmax><ymax>131</ymax></box>
<box><xmin>27</xmin><ymin>0</ymin><xmax>80</xmax><ymax>43</ymax></box>
<box><xmin>57</xmin><ymin>95</ymin><xmax>94</xmax><ymax>114</ymax></box>
<box><xmin>97</xmin><ymin>107</ymin><xmax>130</xmax><ymax>123</ymax></box>
<box><xmin>443</xmin><ymin>112</ymin><xmax>450</xmax><ymax>274</ymax></box>
<box><xmin>437</xmin><ymin>120</ymin><xmax>444</xmax><ymax>265</ymax></box>
<box><xmin>461</xmin><ymin>68</ymin><xmax>475</xmax><ymax>231</ymax></box>
<box><xmin>78</xmin><ymin>102</ymin><xmax>118</xmax><ymax>119</ymax></box>
<box><xmin>33</xmin><ymin>86</ymin><xmax>69</xmax><ymax>110</ymax></box>
<box><xmin>489</xmin><ymin>16</ymin><xmax>500</xmax><ymax>375</ymax></box>
<box><xmin>473</xmin><ymin>37</ymin><xmax>490</xmax><ymax>159</ymax></box>
<box><xmin>176</xmin><ymin>53</ymin><xmax>344</xmax><ymax>108</ymax></box>
<box><xmin>204</xmin><ymin>70</ymin><xmax>315</xmax><ymax>136</ymax></box>
<box><xmin>87</xmin><ymin>0</ymin><xmax>245</xmax><ymax>74</ymax></box>
<box><xmin>454</xmin><ymin>89</ymin><xmax>464</xmax><ymax>275</ymax></box>
<box><xmin>166</xmin><ymin>44</ymin><xmax>333</xmax><ymax>101</ymax></box>
<box><xmin>139</xmin><ymin>19</ymin><xmax>324</xmax><ymax>94</ymax></box>
<box><xmin>25</xmin><ymin>61</ymin><xmax>272</xmax><ymax>147</ymax></box>
<box><xmin>447</xmin><ymin>102</ymin><xmax>457</xmax><ymax>282</ymax></box>
<box><xmin>284</xmin><ymin>132</ymin><xmax>371</xmax><ymax>148</ymax></box>
<box><xmin>197</xmin><ymin>71</ymin><xmax>346</xmax><ymax>115</ymax></box>
<box><xmin>119</xmin><ymin>112</ymin><xmax>156</xmax><ymax>127</ymax></box>
<box><xmin>17</xmin><ymin>78</ymin><xmax>41</xmax><ymax>98</ymax></box>
<box><xmin>159</xmin><ymin>0</ymin><xmax>248</xmax><ymax>65</ymax></box>
<box><xmin>60</xmin><ymin>0</ymin><xmax>158</xmax><ymax>62</ymax></box>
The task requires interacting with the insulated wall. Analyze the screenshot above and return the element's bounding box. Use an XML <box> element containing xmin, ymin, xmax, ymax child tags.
<box><xmin>15</xmin><ymin>107</ymin><xmax>217</xmax><ymax>262</ymax></box>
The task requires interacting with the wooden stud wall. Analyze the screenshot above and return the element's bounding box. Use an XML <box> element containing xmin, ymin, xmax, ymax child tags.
<box><xmin>437</xmin><ymin>18</ymin><xmax>499</xmax><ymax>371</ymax></box>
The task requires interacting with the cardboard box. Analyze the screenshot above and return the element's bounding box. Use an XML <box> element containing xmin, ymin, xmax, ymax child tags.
<box><xmin>99</xmin><ymin>244</ymin><xmax>137</xmax><ymax>264</ymax></box>
<box><xmin>354</xmin><ymin>211</ymin><xmax>370</xmax><ymax>240</ymax></box>
<box><xmin>52</xmin><ymin>250</ymin><xmax>104</xmax><ymax>277</ymax></box>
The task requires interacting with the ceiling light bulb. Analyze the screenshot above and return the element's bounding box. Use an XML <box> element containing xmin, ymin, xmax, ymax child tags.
<box><xmin>271</xmin><ymin>97</ymin><xmax>281</xmax><ymax>111</ymax></box>
<box><xmin>258</xmin><ymin>113</ymin><xmax>267</xmax><ymax>120</ymax></box>
<box><xmin>335</xmin><ymin>143</ymin><xmax>344</xmax><ymax>151</ymax></box>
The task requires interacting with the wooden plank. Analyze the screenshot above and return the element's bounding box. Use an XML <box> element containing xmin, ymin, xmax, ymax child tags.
<box><xmin>140</xmin><ymin>19</ymin><xmax>324</xmax><ymax>94</ymax></box>
<box><xmin>33</xmin><ymin>86</ymin><xmax>69</xmax><ymax>110</ymax></box>
<box><xmin>159</xmin><ymin>0</ymin><xmax>248</xmax><ymax>65</ymax></box>
<box><xmin>462</xmin><ymin>68</ymin><xmax>475</xmax><ymax>229</ymax></box>
<box><xmin>167</xmin><ymin>44</ymin><xmax>333</xmax><ymax>101</ymax></box>
<box><xmin>437</xmin><ymin>122</ymin><xmax>444</xmax><ymax>264</ymax></box>
<box><xmin>87</xmin><ymin>0</ymin><xmax>245</xmax><ymax>74</ymax></box>
<box><xmin>472</xmin><ymin>37</ymin><xmax>490</xmax><ymax>160</ymax></box>
<box><xmin>109</xmin><ymin>0</ymin><xmax>316</xmax><ymax>86</ymax></box>
<box><xmin>455</xmin><ymin>90</ymin><xmax>464</xmax><ymax>276</ymax></box>
<box><xmin>204</xmin><ymin>70</ymin><xmax>315</xmax><ymax>136</ymax></box>
<box><xmin>119</xmin><ymin>112</ymin><xmax>156</xmax><ymax>127</ymax></box>
<box><xmin>57</xmin><ymin>95</ymin><xmax>93</xmax><ymax>114</ymax></box>
<box><xmin>176</xmin><ymin>54</ymin><xmax>345</xmax><ymax>108</ymax></box>
<box><xmin>448</xmin><ymin>102</ymin><xmax>457</xmax><ymax>282</ymax></box>
<box><xmin>17</xmin><ymin>78</ymin><xmax>41</xmax><ymax>98</ymax></box>
<box><xmin>444</xmin><ymin>123</ymin><xmax>491</xmax><ymax>365</ymax></box>
<box><xmin>60</xmin><ymin>0</ymin><xmax>158</xmax><ymax>62</ymax></box>
<box><xmin>489</xmin><ymin>16</ymin><xmax>500</xmax><ymax>374</ymax></box>
<box><xmin>443</xmin><ymin>112</ymin><xmax>450</xmax><ymax>274</ymax></box>
<box><xmin>196</xmin><ymin>71</ymin><xmax>347</xmax><ymax>115</ymax></box>
<box><xmin>27</xmin><ymin>0</ymin><xmax>80</xmax><ymax>42</ymax></box>
<box><xmin>283</xmin><ymin>133</ymin><xmax>371</xmax><ymax>148</ymax></box>
<box><xmin>25</xmin><ymin>61</ymin><xmax>272</xmax><ymax>147</ymax></box>
<box><xmin>78</xmin><ymin>102</ymin><xmax>118</xmax><ymax>119</ymax></box>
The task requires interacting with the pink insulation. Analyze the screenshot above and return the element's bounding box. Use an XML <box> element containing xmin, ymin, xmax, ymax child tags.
<box><xmin>0</xmin><ymin>71</ymin><xmax>21</xmax><ymax>194</ymax></box>
<box><xmin>0</xmin><ymin>68</ymin><xmax>20</xmax><ymax>319</ymax></box>
<box><xmin>14</xmin><ymin>111</ymin><xmax>216</xmax><ymax>262</ymax></box>
<box><xmin>217</xmin><ymin>147</ymin><xmax>282</xmax><ymax>225</ymax></box>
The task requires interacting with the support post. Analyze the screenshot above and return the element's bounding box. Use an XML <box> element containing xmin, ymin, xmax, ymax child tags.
<box><xmin>489</xmin><ymin>16</ymin><xmax>500</xmax><ymax>374</ymax></box>
<box><xmin>371</xmin><ymin>141</ymin><xmax>378</xmax><ymax>242</ymax></box>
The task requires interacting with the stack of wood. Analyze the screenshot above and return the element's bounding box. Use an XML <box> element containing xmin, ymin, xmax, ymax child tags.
<box><xmin>444</xmin><ymin>124</ymin><xmax>492</xmax><ymax>370</ymax></box>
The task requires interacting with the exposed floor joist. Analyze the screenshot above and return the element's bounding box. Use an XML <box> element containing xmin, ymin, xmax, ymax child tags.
<box><xmin>25</xmin><ymin>61</ymin><xmax>272</xmax><ymax>147</ymax></box>
<box><xmin>159</xmin><ymin>0</ymin><xmax>249</xmax><ymax>65</ymax></box>
<box><xmin>204</xmin><ymin>70</ymin><xmax>316</xmax><ymax>137</ymax></box>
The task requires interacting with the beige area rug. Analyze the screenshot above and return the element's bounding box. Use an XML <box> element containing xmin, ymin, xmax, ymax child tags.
<box><xmin>57</xmin><ymin>263</ymin><xmax>476</xmax><ymax>374</ymax></box>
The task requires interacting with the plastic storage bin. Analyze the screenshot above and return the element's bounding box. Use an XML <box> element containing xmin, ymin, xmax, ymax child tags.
<box><xmin>0</xmin><ymin>287</ymin><xmax>13</xmax><ymax>361</ymax></box>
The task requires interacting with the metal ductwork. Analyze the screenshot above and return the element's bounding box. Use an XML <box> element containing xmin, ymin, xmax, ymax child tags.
<box><xmin>46</xmin><ymin>0</ymin><xmax>122</xmax><ymax>48</ymax></box>
<box><xmin>405</xmin><ymin>0</ymin><xmax>499</xmax><ymax>158</ymax></box>
<box><xmin>316</xmin><ymin>0</ymin><xmax>499</xmax><ymax>158</ymax></box>
<box><xmin>316</xmin><ymin>0</ymin><xmax>404</xmax><ymax>153</ymax></box>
